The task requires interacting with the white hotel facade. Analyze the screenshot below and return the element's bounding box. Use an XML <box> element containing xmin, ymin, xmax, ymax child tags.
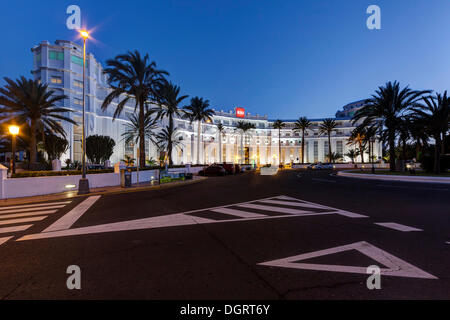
<box><xmin>31</xmin><ymin>40</ymin><xmax>382</xmax><ymax>165</ymax></box>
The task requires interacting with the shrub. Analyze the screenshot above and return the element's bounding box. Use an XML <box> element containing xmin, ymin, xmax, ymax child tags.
<box><xmin>420</xmin><ymin>154</ymin><xmax>450</xmax><ymax>173</ymax></box>
<box><xmin>12</xmin><ymin>169</ymin><xmax>114</xmax><ymax>178</ymax></box>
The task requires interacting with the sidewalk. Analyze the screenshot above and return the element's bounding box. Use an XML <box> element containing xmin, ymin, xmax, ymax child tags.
<box><xmin>0</xmin><ymin>176</ymin><xmax>206</xmax><ymax>206</ymax></box>
<box><xmin>337</xmin><ymin>170</ymin><xmax>450</xmax><ymax>184</ymax></box>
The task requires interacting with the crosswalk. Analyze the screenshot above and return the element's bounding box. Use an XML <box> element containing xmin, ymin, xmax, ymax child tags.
<box><xmin>0</xmin><ymin>200</ymin><xmax>72</xmax><ymax>247</ymax></box>
<box><xmin>18</xmin><ymin>195</ymin><xmax>368</xmax><ymax>241</ymax></box>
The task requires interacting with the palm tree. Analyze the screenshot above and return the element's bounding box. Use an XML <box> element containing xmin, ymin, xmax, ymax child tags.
<box><xmin>183</xmin><ymin>97</ymin><xmax>214</xmax><ymax>164</ymax></box>
<box><xmin>122</xmin><ymin>112</ymin><xmax>159</xmax><ymax>163</ymax></box>
<box><xmin>156</xmin><ymin>126</ymin><xmax>182</xmax><ymax>163</ymax></box>
<box><xmin>397</xmin><ymin>117</ymin><xmax>411</xmax><ymax>164</ymax></box>
<box><xmin>345</xmin><ymin>149</ymin><xmax>360</xmax><ymax>164</ymax></box>
<box><xmin>363</xmin><ymin>125</ymin><xmax>378</xmax><ymax>164</ymax></box>
<box><xmin>349</xmin><ymin>127</ymin><xmax>366</xmax><ymax>163</ymax></box>
<box><xmin>409</xmin><ymin>117</ymin><xmax>429</xmax><ymax>160</ymax></box>
<box><xmin>272</xmin><ymin>120</ymin><xmax>285</xmax><ymax>165</ymax></box>
<box><xmin>121</xmin><ymin>155</ymin><xmax>135</xmax><ymax>167</ymax></box>
<box><xmin>102</xmin><ymin>50</ymin><xmax>168</xmax><ymax>168</ymax></box>
<box><xmin>293</xmin><ymin>117</ymin><xmax>311</xmax><ymax>164</ymax></box>
<box><xmin>154</xmin><ymin>82</ymin><xmax>188</xmax><ymax>165</ymax></box>
<box><xmin>0</xmin><ymin>77</ymin><xmax>75</xmax><ymax>164</ymax></box>
<box><xmin>411</xmin><ymin>92</ymin><xmax>450</xmax><ymax>174</ymax></box>
<box><xmin>235</xmin><ymin>121</ymin><xmax>256</xmax><ymax>164</ymax></box>
<box><xmin>353</xmin><ymin>81</ymin><xmax>430</xmax><ymax>171</ymax></box>
<box><xmin>319</xmin><ymin>118</ymin><xmax>337</xmax><ymax>163</ymax></box>
<box><xmin>216</xmin><ymin>123</ymin><xmax>225</xmax><ymax>163</ymax></box>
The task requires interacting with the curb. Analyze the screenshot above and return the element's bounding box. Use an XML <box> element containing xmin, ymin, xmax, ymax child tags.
<box><xmin>337</xmin><ymin>170</ymin><xmax>450</xmax><ymax>184</ymax></box>
<box><xmin>0</xmin><ymin>177</ymin><xmax>207</xmax><ymax>206</ymax></box>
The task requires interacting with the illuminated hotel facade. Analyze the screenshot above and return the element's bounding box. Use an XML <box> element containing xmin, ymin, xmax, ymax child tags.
<box><xmin>31</xmin><ymin>40</ymin><xmax>382</xmax><ymax>165</ymax></box>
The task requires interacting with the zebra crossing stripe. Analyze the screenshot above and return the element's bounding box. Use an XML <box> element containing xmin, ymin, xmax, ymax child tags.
<box><xmin>0</xmin><ymin>216</ymin><xmax>48</xmax><ymax>226</ymax></box>
<box><xmin>211</xmin><ymin>207</ymin><xmax>266</xmax><ymax>218</ymax></box>
<box><xmin>0</xmin><ymin>236</ymin><xmax>13</xmax><ymax>246</ymax></box>
<box><xmin>0</xmin><ymin>201</ymin><xmax>71</xmax><ymax>211</ymax></box>
<box><xmin>0</xmin><ymin>210</ymin><xmax>58</xmax><ymax>220</ymax></box>
<box><xmin>236</xmin><ymin>203</ymin><xmax>312</xmax><ymax>215</ymax></box>
<box><xmin>0</xmin><ymin>205</ymin><xmax>66</xmax><ymax>215</ymax></box>
<box><xmin>257</xmin><ymin>199</ymin><xmax>329</xmax><ymax>209</ymax></box>
<box><xmin>0</xmin><ymin>224</ymin><xmax>33</xmax><ymax>234</ymax></box>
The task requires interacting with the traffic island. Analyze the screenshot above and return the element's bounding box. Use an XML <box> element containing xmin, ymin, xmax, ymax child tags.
<box><xmin>337</xmin><ymin>170</ymin><xmax>450</xmax><ymax>184</ymax></box>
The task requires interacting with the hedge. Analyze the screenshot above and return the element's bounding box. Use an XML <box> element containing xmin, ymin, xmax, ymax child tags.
<box><xmin>12</xmin><ymin>169</ymin><xmax>114</xmax><ymax>178</ymax></box>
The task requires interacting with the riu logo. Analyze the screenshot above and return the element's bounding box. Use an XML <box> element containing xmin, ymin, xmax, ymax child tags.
<box><xmin>66</xmin><ymin>5</ymin><xmax>81</xmax><ymax>30</ymax></box>
<box><xmin>366</xmin><ymin>5</ymin><xmax>381</xmax><ymax>30</ymax></box>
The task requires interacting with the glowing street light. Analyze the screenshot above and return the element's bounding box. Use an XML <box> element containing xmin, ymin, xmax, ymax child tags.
<box><xmin>8</xmin><ymin>125</ymin><xmax>19</xmax><ymax>174</ymax></box>
<box><xmin>78</xmin><ymin>29</ymin><xmax>90</xmax><ymax>194</ymax></box>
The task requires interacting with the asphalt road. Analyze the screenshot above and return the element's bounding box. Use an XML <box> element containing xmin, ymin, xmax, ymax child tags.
<box><xmin>0</xmin><ymin>169</ymin><xmax>449</xmax><ymax>299</ymax></box>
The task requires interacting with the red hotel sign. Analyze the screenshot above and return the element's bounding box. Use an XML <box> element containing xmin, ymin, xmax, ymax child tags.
<box><xmin>235</xmin><ymin>108</ymin><xmax>245</xmax><ymax>118</ymax></box>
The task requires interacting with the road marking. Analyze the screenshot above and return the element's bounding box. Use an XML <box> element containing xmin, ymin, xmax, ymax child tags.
<box><xmin>236</xmin><ymin>203</ymin><xmax>312</xmax><ymax>215</ymax></box>
<box><xmin>258</xmin><ymin>199</ymin><xmax>329</xmax><ymax>208</ymax></box>
<box><xmin>258</xmin><ymin>241</ymin><xmax>437</xmax><ymax>279</ymax></box>
<box><xmin>375</xmin><ymin>222</ymin><xmax>423</xmax><ymax>232</ymax></box>
<box><xmin>43</xmin><ymin>196</ymin><xmax>101</xmax><ymax>232</ymax></box>
<box><xmin>376</xmin><ymin>184</ymin><xmax>449</xmax><ymax>192</ymax></box>
<box><xmin>0</xmin><ymin>201</ymin><xmax>71</xmax><ymax>211</ymax></box>
<box><xmin>17</xmin><ymin>195</ymin><xmax>367</xmax><ymax>242</ymax></box>
<box><xmin>0</xmin><ymin>210</ymin><xmax>58</xmax><ymax>220</ymax></box>
<box><xmin>330</xmin><ymin>210</ymin><xmax>369</xmax><ymax>218</ymax></box>
<box><xmin>0</xmin><ymin>224</ymin><xmax>33</xmax><ymax>234</ymax></box>
<box><xmin>0</xmin><ymin>216</ymin><xmax>48</xmax><ymax>226</ymax></box>
<box><xmin>211</xmin><ymin>207</ymin><xmax>265</xmax><ymax>218</ymax></box>
<box><xmin>0</xmin><ymin>205</ymin><xmax>66</xmax><ymax>215</ymax></box>
<box><xmin>0</xmin><ymin>236</ymin><xmax>13</xmax><ymax>246</ymax></box>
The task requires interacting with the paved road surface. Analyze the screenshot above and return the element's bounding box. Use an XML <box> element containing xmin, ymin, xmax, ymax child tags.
<box><xmin>0</xmin><ymin>170</ymin><xmax>448</xmax><ymax>299</ymax></box>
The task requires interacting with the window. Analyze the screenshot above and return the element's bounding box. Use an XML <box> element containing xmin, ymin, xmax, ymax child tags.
<box><xmin>50</xmin><ymin>76</ymin><xmax>62</xmax><ymax>84</ymax></box>
<box><xmin>71</xmin><ymin>55</ymin><xmax>83</xmax><ymax>66</ymax></box>
<box><xmin>74</xmin><ymin>98</ymin><xmax>83</xmax><ymax>106</ymax></box>
<box><xmin>49</xmin><ymin>50</ymin><xmax>64</xmax><ymax>61</ymax></box>
<box><xmin>313</xmin><ymin>141</ymin><xmax>318</xmax><ymax>162</ymax></box>
<box><xmin>73</xmin><ymin>80</ymin><xmax>83</xmax><ymax>89</ymax></box>
<box><xmin>324</xmin><ymin>141</ymin><xmax>329</xmax><ymax>158</ymax></box>
<box><xmin>336</xmin><ymin>141</ymin><xmax>343</xmax><ymax>156</ymax></box>
<box><xmin>73</xmin><ymin>116</ymin><xmax>82</xmax><ymax>162</ymax></box>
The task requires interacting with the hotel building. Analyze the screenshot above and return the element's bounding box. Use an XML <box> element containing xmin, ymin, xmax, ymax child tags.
<box><xmin>31</xmin><ymin>40</ymin><xmax>382</xmax><ymax>165</ymax></box>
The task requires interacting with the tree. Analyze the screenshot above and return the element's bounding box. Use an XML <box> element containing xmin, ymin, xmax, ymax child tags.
<box><xmin>121</xmin><ymin>155</ymin><xmax>135</xmax><ymax>167</ymax></box>
<box><xmin>183</xmin><ymin>97</ymin><xmax>214</xmax><ymax>164</ymax></box>
<box><xmin>353</xmin><ymin>81</ymin><xmax>429</xmax><ymax>171</ymax></box>
<box><xmin>345</xmin><ymin>149</ymin><xmax>360</xmax><ymax>164</ymax></box>
<box><xmin>43</xmin><ymin>132</ymin><xmax>68</xmax><ymax>160</ymax></box>
<box><xmin>86</xmin><ymin>135</ymin><xmax>116</xmax><ymax>164</ymax></box>
<box><xmin>319</xmin><ymin>118</ymin><xmax>337</xmax><ymax>163</ymax></box>
<box><xmin>216</xmin><ymin>123</ymin><xmax>225</xmax><ymax>163</ymax></box>
<box><xmin>154</xmin><ymin>82</ymin><xmax>188</xmax><ymax>165</ymax></box>
<box><xmin>235</xmin><ymin>121</ymin><xmax>256</xmax><ymax>164</ymax></box>
<box><xmin>102</xmin><ymin>50</ymin><xmax>168</xmax><ymax>168</ymax></box>
<box><xmin>327</xmin><ymin>152</ymin><xmax>343</xmax><ymax>163</ymax></box>
<box><xmin>272</xmin><ymin>120</ymin><xmax>285</xmax><ymax>165</ymax></box>
<box><xmin>0</xmin><ymin>76</ymin><xmax>75</xmax><ymax>163</ymax></box>
<box><xmin>411</xmin><ymin>91</ymin><xmax>450</xmax><ymax>174</ymax></box>
<box><xmin>293</xmin><ymin>117</ymin><xmax>311</xmax><ymax>164</ymax></box>
<box><xmin>349</xmin><ymin>127</ymin><xmax>367</xmax><ymax>163</ymax></box>
<box><xmin>122</xmin><ymin>111</ymin><xmax>158</xmax><ymax>163</ymax></box>
<box><xmin>156</xmin><ymin>126</ymin><xmax>183</xmax><ymax>163</ymax></box>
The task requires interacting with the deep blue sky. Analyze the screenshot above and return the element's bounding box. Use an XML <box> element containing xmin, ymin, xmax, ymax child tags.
<box><xmin>1</xmin><ymin>0</ymin><xmax>450</xmax><ymax>119</ymax></box>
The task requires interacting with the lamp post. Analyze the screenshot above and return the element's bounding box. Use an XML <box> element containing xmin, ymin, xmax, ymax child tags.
<box><xmin>8</xmin><ymin>125</ymin><xmax>19</xmax><ymax>175</ymax></box>
<box><xmin>78</xmin><ymin>29</ymin><xmax>90</xmax><ymax>194</ymax></box>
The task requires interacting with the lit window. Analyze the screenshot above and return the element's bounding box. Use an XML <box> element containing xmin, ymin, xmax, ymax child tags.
<box><xmin>50</xmin><ymin>77</ymin><xmax>62</xmax><ymax>84</ymax></box>
<box><xmin>73</xmin><ymin>80</ymin><xmax>83</xmax><ymax>89</ymax></box>
<box><xmin>49</xmin><ymin>51</ymin><xmax>64</xmax><ymax>61</ymax></box>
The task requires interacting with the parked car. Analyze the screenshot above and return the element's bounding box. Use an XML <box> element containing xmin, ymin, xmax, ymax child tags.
<box><xmin>307</xmin><ymin>162</ymin><xmax>332</xmax><ymax>170</ymax></box>
<box><xmin>199</xmin><ymin>164</ymin><xmax>226</xmax><ymax>176</ymax></box>
<box><xmin>220</xmin><ymin>163</ymin><xmax>236</xmax><ymax>175</ymax></box>
<box><xmin>234</xmin><ymin>164</ymin><xmax>243</xmax><ymax>173</ymax></box>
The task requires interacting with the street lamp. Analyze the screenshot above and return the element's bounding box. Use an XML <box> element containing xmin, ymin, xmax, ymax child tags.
<box><xmin>8</xmin><ymin>125</ymin><xmax>19</xmax><ymax>175</ymax></box>
<box><xmin>78</xmin><ymin>29</ymin><xmax>90</xmax><ymax>194</ymax></box>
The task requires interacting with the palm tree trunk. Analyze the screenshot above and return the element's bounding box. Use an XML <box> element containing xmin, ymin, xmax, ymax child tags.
<box><xmin>441</xmin><ymin>131</ymin><xmax>446</xmax><ymax>154</ymax></box>
<box><xmin>240</xmin><ymin>133</ymin><xmax>244</xmax><ymax>164</ymax></box>
<box><xmin>197</xmin><ymin>121</ymin><xmax>201</xmax><ymax>164</ymax></box>
<box><xmin>278</xmin><ymin>129</ymin><xmax>281</xmax><ymax>165</ymax></box>
<box><xmin>301</xmin><ymin>130</ymin><xmax>305</xmax><ymax>164</ymax></box>
<box><xmin>168</xmin><ymin>114</ymin><xmax>173</xmax><ymax>166</ymax></box>
<box><xmin>218</xmin><ymin>132</ymin><xmax>222</xmax><ymax>163</ymax></box>
<box><xmin>30</xmin><ymin>118</ymin><xmax>37</xmax><ymax>163</ymax></box>
<box><xmin>328</xmin><ymin>134</ymin><xmax>332</xmax><ymax>163</ymax></box>
<box><xmin>138</xmin><ymin>102</ymin><xmax>145</xmax><ymax>169</ymax></box>
<box><xmin>359</xmin><ymin>141</ymin><xmax>364</xmax><ymax>163</ymax></box>
<box><xmin>388</xmin><ymin>131</ymin><xmax>396</xmax><ymax>171</ymax></box>
<box><xmin>434</xmin><ymin>134</ymin><xmax>441</xmax><ymax>174</ymax></box>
